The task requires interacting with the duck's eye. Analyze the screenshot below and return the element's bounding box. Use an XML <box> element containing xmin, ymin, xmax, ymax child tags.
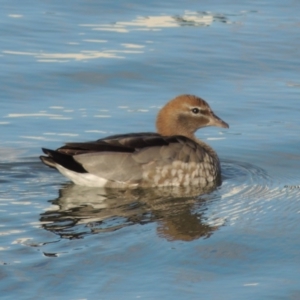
<box><xmin>191</xmin><ymin>108</ymin><xmax>200</xmax><ymax>114</ymax></box>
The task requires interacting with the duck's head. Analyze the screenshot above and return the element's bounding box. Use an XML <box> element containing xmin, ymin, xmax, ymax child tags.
<box><xmin>156</xmin><ymin>94</ymin><xmax>229</xmax><ymax>139</ymax></box>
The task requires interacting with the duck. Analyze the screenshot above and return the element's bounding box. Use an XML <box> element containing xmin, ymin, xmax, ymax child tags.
<box><xmin>40</xmin><ymin>94</ymin><xmax>229</xmax><ymax>188</ymax></box>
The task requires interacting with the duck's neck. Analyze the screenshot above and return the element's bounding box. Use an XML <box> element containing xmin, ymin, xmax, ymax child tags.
<box><xmin>156</xmin><ymin>118</ymin><xmax>195</xmax><ymax>140</ymax></box>
<box><xmin>156</xmin><ymin>109</ymin><xmax>219</xmax><ymax>161</ymax></box>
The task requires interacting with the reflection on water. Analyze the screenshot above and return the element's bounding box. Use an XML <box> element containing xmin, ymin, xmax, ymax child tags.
<box><xmin>39</xmin><ymin>160</ymin><xmax>280</xmax><ymax>242</ymax></box>
<box><xmin>40</xmin><ymin>183</ymin><xmax>220</xmax><ymax>241</ymax></box>
<box><xmin>2</xmin><ymin>49</ymin><xmax>125</xmax><ymax>62</ymax></box>
<box><xmin>39</xmin><ymin>160</ymin><xmax>279</xmax><ymax>242</ymax></box>
<box><xmin>80</xmin><ymin>10</ymin><xmax>238</xmax><ymax>32</ymax></box>
<box><xmin>2</xmin><ymin>10</ymin><xmax>243</xmax><ymax>63</ymax></box>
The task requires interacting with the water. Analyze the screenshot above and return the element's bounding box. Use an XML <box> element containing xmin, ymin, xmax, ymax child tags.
<box><xmin>1</xmin><ymin>0</ymin><xmax>300</xmax><ymax>299</ymax></box>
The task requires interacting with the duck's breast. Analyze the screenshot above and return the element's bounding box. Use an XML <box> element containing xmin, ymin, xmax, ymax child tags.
<box><xmin>132</xmin><ymin>138</ymin><xmax>220</xmax><ymax>187</ymax></box>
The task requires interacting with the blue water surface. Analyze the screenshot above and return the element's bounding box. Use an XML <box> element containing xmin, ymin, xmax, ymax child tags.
<box><xmin>1</xmin><ymin>0</ymin><xmax>300</xmax><ymax>299</ymax></box>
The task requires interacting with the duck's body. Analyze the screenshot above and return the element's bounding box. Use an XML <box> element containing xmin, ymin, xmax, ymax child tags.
<box><xmin>40</xmin><ymin>95</ymin><xmax>229</xmax><ymax>188</ymax></box>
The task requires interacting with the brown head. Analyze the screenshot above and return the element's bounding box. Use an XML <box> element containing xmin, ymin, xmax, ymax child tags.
<box><xmin>156</xmin><ymin>94</ymin><xmax>229</xmax><ymax>139</ymax></box>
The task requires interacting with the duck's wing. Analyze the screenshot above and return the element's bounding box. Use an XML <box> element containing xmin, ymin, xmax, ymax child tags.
<box><xmin>40</xmin><ymin>133</ymin><xmax>207</xmax><ymax>183</ymax></box>
<box><xmin>56</xmin><ymin>132</ymin><xmax>163</xmax><ymax>156</ymax></box>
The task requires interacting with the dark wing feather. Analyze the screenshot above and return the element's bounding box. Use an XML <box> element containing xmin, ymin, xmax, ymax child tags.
<box><xmin>98</xmin><ymin>132</ymin><xmax>160</xmax><ymax>141</ymax></box>
<box><xmin>41</xmin><ymin>148</ymin><xmax>87</xmax><ymax>173</ymax></box>
<box><xmin>58</xmin><ymin>142</ymin><xmax>134</xmax><ymax>155</ymax></box>
<box><xmin>57</xmin><ymin>132</ymin><xmax>170</xmax><ymax>155</ymax></box>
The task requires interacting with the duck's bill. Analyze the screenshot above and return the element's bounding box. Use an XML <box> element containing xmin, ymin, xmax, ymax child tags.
<box><xmin>209</xmin><ymin>112</ymin><xmax>229</xmax><ymax>128</ymax></box>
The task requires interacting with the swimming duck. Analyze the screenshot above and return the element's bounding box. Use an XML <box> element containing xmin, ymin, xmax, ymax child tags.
<box><xmin>40</xmin><ymin>94</ymin><xmax>229</xmax><ymax>188</ymax></box>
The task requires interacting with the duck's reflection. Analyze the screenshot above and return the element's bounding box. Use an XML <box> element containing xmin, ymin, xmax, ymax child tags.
<box><xmin>40</xmin><ymin>183</ymin><xmax>221</xmax><ymax>241</ymax></box>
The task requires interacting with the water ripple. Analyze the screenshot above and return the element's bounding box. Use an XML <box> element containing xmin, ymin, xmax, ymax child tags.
<box><xmin>204</xmin><ymin>160</ymin><xmax>300</xmax><ymax>228</ymax></box>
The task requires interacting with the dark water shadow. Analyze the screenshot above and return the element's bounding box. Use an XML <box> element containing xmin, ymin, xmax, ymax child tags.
<box><xmin>40</xmin><ymin>183</ymin><xmax>221</xmax><ymax>242</ymax></box>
